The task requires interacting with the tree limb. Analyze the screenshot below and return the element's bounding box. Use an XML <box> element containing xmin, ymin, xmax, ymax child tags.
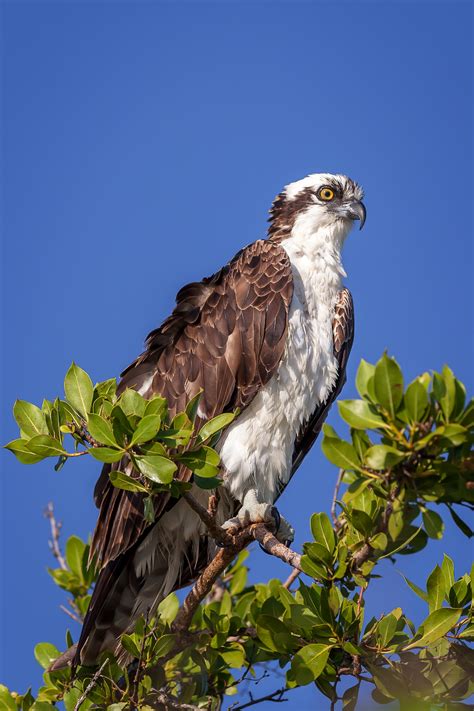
<box><xmin>44</xmin><ymin>502</ymin><xmax>67</xmax><ymax>570</ymax></box>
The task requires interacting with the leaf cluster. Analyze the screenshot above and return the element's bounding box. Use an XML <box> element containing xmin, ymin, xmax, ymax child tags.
<box><xmin>2</xmin><ymin>355</ymin><xmax>473</xmax><ymax>710</ymax></box>
<box><xmin>5</xmin><ymin>364</ymin><xmax>237</xmax><ymax>518</ymax></box>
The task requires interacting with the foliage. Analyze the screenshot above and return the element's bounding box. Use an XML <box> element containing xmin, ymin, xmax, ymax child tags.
<box><xmin>2</xmin><ymin>354</ymin><xmax>474</xmax><ymax>710</ymax></box>
<box><xmin>6</xmin><ymin>363</ymin><xmax>237</xmax><ymax>513</ymax></box>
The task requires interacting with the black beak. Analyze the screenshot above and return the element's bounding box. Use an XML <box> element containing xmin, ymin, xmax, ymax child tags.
<box><xmin>347</xmin><ymin>200</ymin><xmax>366</xmax><ymax>230</ymax></box>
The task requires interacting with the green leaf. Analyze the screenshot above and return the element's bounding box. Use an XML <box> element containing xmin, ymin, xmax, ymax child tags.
<box><xmin>349</xmin><ymin>508</ymin><xmax>374</xmax><ymax>536</ymax></box>
<box><xmin>66</xmin><ymin>536</ymin><xmax>86</xmax><ymax>581</ymax></box>
<box><xmin>130</xmin><ymin>414</ymin><xmax>162</xmax><ymax>446</ymax></box>
<box><xmin>89</xmin><ymin>447</ymin><xmax>124</xmax><ymax>463</ymax></box>
<box><xmin>64</xmin><ymin>363</ymin><xmax>94</xmax><ymax>417</ymax></box>
<box><xmin>34</xmin><ymin>642</ymin><xmax>60</xmax><ymax>669</ymax></box>
<box><xmin>426</xmin><ymin>565</ymin><xmax>445</xmax><ymax>612</ymax></box>
<box><xmin>13</xmin><ymin>400</ymin><xmax>48</xmax><ymax>437</ymax></box>
<box><xmin>449</xmin><ymin>577</ymin><xmax>470</xmax><ymax>608</ymax></box>
<box><xmin>404</xmin><ymin>379</ymin><xmax>429</xmax><ymax>423</ymax></box>
<box><xmin>290</xmin><ymin>643</ymin><xmax>329</xmax><ymax>685</ymax></box>
<box><xmin>380</xmin><ymin>525</ymin><xmax>424</xmax><ymax>558</ymax></box>
<box><xmin>194</xmin><ymin>474</ymin><xmax>221</xmax><ymax>489</ymax></box>
<box><xmin>440</xmin><ymin>365</ymin><xmax>456</xmax><ymax>420</ymax></box>
<box><xmin>4</xmin><ymin>438</ymin><xmax>43</xmax><ymax>464</ymax></box>
<box><xmin>310</xmin><ymin>513</ymin><xmax>335</xmax><ymax>554</ymax></box>
<box><xmin>185</xmin><ymin>390</ymin><xmax>203</xmax><ymax>422</ymax></box>
<box><xmin>109</xmin><ymin>470</ymin><xmax>148</xmax><ymax>493</ymax></box>
<box><xmin>404</xmin><ymin>607</ymin><xmax>462</xmax><ymax>649</ymax></box>
<box><xmin>300</xmin><ymin>555</ymin><xmax>329</xmax><ymax>581</ymax></box>
<box><xmin>342</xmin><ymin>683</ymin><xmax>359</xmax><ymax>711</ymax></box>
<box><xmin>364</xmin><ymin>444</ymin><xmax>406</xmax><ymax>469</ymax></box>
<box><xmin>153</xmin><ymin>634</ymin><xmax>176</xmax><ymax>659</ymax></box>
<box><xmin>121</xmin><ymin>634</ymin><xmax>140</xmax><ymax>658</ymax></box>
<box><xmin>196</xmin><ymin>412</ymin><xmax>236</xmax><ymax>444</ymax></box>
<box><xmin>177</xmin><ymin>446</ymin><xmax>221</xmax><ymax>478</ymax></box>
<box><xmin>119</xmin><ymin>388</ymin><xmax>146</xmax><ymax>417</ymax></box>
<box><xmin>26</xmin><ymin>435</ymin><xmax>66</xmax><ymax>458</ymax></box>
<box><xmin>304</xmin><ymin>542</ymin><xmax>333</xmax><ymax>566</ymax></box>
<box><xmin>355</xmin><ymin>359</ymin><xmax>375</xmax><ymax>399</ymax></box>
<box><xmin>338</xmin><ymin>400</ymin><xmax>387</xmax><ymax>430</ymax></box>
<box><xmin>399</xmin><ymin>574</ymin><xmax>427</xmax><ymax>602</ymax></box>
<box><xmin>377</xmin><ymin>614</ymin><xmax>398</xmax><ymax>648</ymax></box>
<box><xmin>448</xmin><ymin>506</ymin><xmax>473</xmax><ymax>538</ymax></box>
<box><xmin>136</xmin><ymin>455</ymin><xmax>177</xmax><ymax>484</ymax></box>
<box><xmin>422</xmin><ymin>509</ymin><xmax>444</xmax><ymax>539</ymax></box>
<box><xmin>438</xmin><ymin>423</ymin><xmax>468</xmax><ymax>446</ymax></box>
<box><xmin>373</xmin><ymin>353</ymin><xmax>404</xmax><ymax>418</ymax></box>
<box><xmin>370</xmin><ymin>532</ymin><xmax>387</xmax><ymax>550</ymax></box>
<box><xmin>87</xmin><ymin>413</ymin><xmax>118</xmax><ymax>448</ymax></box>
<box><xmin>158</xmin><ymin>593</ymin><xmax>179</xmax><ymax>624</ymax></box>
<box><xmin>321</xmin><ymin>432</ymin><xmax>362</xmax><ymax>472</ymax></box>
<box><xmin>0</xmin><ymin>687</ymin><xmax>17</xmax><ymax>711</ymax></box>
<box><xmin>144</xmin><ymin>395</ymin><xmax>168</xmax><ymax>419</ymax></box>
<box><xmin>441</xmin><ymin>554</ymin><xmax>455</xmax><ymax>592</ymax></box>
<box><xmin>143</xmin><ymin>496</ymin><xmax>155</xmax><ymax>523</ymax></box>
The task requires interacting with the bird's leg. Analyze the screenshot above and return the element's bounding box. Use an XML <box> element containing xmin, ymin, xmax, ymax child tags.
<box><xmin>222</xmin><ymin>489</ymin><xmax>295</xmax><ymax>545</ymax></box>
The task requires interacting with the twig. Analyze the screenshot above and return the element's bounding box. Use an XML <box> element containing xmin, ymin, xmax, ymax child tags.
<box><xmin>282</xmin><ymin>568</ymin><xmax>300</xmax><ymax>590</ymax></box>
<box><xmin>153</xmin><ymin>692</ymin><xmax>202</xmax><ymax>710</ymax></box>
<box><xmin>182</xmin><ymin>492</ymin><xmax>233</xmax><ymax>546</ymax></box>
<box><xmin>231</xmin><ymin>686</ymin><xmax>288</xmax><ymax>710</ymax></box>
<box><xmin>60</xmin><ymin>605</ymin><xmax>82</xmax><ymax>624</ymax></box>
<box><xmin>331</xmin><ymin>469</ymin><xmax>344</xmax><ymax>528</ymax></box>
<box><xmin>250</xmin><ymin>525</ymin><xmax>302</xmax><ymax>571</ymax></box>
<box><xmin>131</xmin><ymin>608</ymin><xmax>150</xmax><ymax>706</ymax></box>
<box><xmin>44</xmin><ymin>502</ymin><xmax>67</xmax><ymax>570</ymax></box>
<box><xmin>74</xmin><ymin>658</ymin><xmax>108</xmax><ymax>711</ymax></box>
<box><xmin>172</xmin><ymin>543</ymin><xmax>242</xmax><ymax>633</ymax></box>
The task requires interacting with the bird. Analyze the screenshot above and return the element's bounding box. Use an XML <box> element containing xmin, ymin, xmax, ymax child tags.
<box><xmin>52</xmin><ymin>172</ymin><xmax>365</xmax><ymax>668</ymax></box>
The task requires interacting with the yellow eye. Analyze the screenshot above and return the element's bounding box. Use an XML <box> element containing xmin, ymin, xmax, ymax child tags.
<box><xmin>318</xmin><ymin>187</ymin><xmax>335</xmax><ymax>201</ymax></box>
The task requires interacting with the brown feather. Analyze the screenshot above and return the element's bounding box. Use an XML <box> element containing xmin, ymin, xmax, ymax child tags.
<box><xmin>89</xmin><ymin>239</ymin><xmax>293</xmax><ymax>569</ymax></box>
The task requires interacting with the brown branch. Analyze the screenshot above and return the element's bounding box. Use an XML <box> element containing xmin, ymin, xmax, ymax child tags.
<box><xmin>60</xmin><ymin>604</ymin><xmax>82</xmax><ymax>624</ymax></box>
<box><xmin>231</xmin><ymin>687</ymin><xmax>288</xmax><ymax>710</ymax></box>
<box><xmin>331</xmin><ymin>468</ymin><xmax>344</xmax><ymax>528</ymax></box>
<box><xmin>172</xmin><ymin>541</ymin><xmax>245</xmax><ymax>633</ymax></box>
<box><xmin>282</xmin><ymin>568</ymin><xmax>300</xmax><ymax>590</ymax></box>
<box><xmin>44</xmin><ymin>502</ymin><xmax>67</xmax><ymax>570</ymax></box>
<box><xmin>182</xmin><ymin>492</ymin><xmax>233</xmax><ymax>547</ymax></box>
<box><xmin>74</xmin><ymin>658</ymin><xmax>108</xmax><ymax>711</ymax></box>
<box><xmin>153</xmin><ymin>692</ymin><xmax>202</xmax><ymax>710</ymax></box>
<box><xmin>351</xmin><ymin>483</ymin><xmax>401</xmax><ymax>571</ymax></box>
<box><xmin>250</xmin><ymin>525</ymin><xmax>302</xmax><ymax>571</ymax></box>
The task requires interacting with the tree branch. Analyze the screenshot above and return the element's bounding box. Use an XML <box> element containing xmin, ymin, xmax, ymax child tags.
<box><xmin>231</xmin><ymin>686</ymin><xmax>288</xmax><ymax>710</ymax></box>
<box><xmin>182</xmin><ymin>492</ymin><xmax>234</xmax><ymax>547</ymax></box>
<box><xmin>44</xmin><ymin>502</ymin><xmax>67</xmax><ymax>570</ymax></box>
<box><xmin>250</xmin><ymin>525</ymin><xmax>302</xmax><ymax>571</ymax></box>
<box><xmin>331</xmin><ymin>468</ymin><xmax>344</xmax><ymax>528</ymax></box>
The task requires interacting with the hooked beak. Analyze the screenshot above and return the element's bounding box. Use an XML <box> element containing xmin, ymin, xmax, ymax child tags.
<box><xmin>346</xmin><ymin>200</ymin><xmax>366</xmax><ymax>230</ymax></box>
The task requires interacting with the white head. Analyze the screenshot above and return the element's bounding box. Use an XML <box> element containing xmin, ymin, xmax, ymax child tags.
<box><xmin>268</xmin><ymin>173</ymin><xmax>366</xmax><ymax>249</ymax></box>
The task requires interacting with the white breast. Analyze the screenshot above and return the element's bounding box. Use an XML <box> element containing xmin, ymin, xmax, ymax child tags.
<box><xmin>219</xmin><ymin>231</ymin><xmax>346</xmax><ymax>505</ymax></box>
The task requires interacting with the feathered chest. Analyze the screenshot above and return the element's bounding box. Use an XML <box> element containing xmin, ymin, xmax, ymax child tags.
<box><xmin>218</xmin><ymin>242</ymin><xmax>344</xmax><ymax>504</ymax></box>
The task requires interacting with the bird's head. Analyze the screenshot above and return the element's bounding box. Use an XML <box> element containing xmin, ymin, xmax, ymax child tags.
<box><xmin>268</xmin><ymin>173</ymin><xmax>366</xmax><ymax>247</ymax></box>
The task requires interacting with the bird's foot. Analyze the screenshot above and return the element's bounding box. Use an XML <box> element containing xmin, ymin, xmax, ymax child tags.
<box><xmin>222</xmin><ymin>490</ymin><xmax>295</xmax><ymax>546</ymax></box>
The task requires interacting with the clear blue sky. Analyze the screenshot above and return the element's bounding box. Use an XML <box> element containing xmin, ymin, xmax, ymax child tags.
<box><xmin>1</xmin><ymin>2</ymin><xmax>472</xmax><ymax>708</ymax></box>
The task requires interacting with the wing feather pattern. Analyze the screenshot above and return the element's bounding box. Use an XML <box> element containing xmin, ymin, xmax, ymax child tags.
<box><xmin>90</xmin><ymin>240</ymin><xmax>294</xmax><ymax>569</ymax></box>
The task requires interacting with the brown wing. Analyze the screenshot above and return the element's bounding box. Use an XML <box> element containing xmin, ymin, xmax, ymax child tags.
<box><xmin>287</xmin><ymin>288</ymin><xmax>354</xmax><ymax>483</ymax></box>
<box><xmin>89</xmin><ymin>239</ymin><xmax>294</xmax><ymax>568</ymax></box>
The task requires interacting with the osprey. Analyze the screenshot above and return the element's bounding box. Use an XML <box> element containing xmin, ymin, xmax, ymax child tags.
<box><xmin>65</xmin><ymin>173</ymin><xmax>365</xmax><ymax>666</ymax></box>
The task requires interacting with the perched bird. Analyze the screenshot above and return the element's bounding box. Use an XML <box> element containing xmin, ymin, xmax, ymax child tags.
<box><xmin>54</xmin><ymin>172</ymin><xmax>365</xmax><ymax>668</ymax></box>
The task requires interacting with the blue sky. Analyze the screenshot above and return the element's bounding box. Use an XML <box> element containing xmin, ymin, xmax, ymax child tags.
<box><xmin>1</xmin><ymin>2</ymin><xmax>472</xmax><ymax>708</ymax></box>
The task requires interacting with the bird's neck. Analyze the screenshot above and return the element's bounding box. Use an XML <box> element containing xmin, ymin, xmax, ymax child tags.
<box><xmin>280</xmin><ymin>220</ymin><xmax>349</xmax><ymax>289</ymax></box>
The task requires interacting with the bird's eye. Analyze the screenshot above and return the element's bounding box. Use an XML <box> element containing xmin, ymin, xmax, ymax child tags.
<box><xmin>317</xmin><ymin>187</ymin><xmax>335</xmax><ymax>202</ymax></box>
